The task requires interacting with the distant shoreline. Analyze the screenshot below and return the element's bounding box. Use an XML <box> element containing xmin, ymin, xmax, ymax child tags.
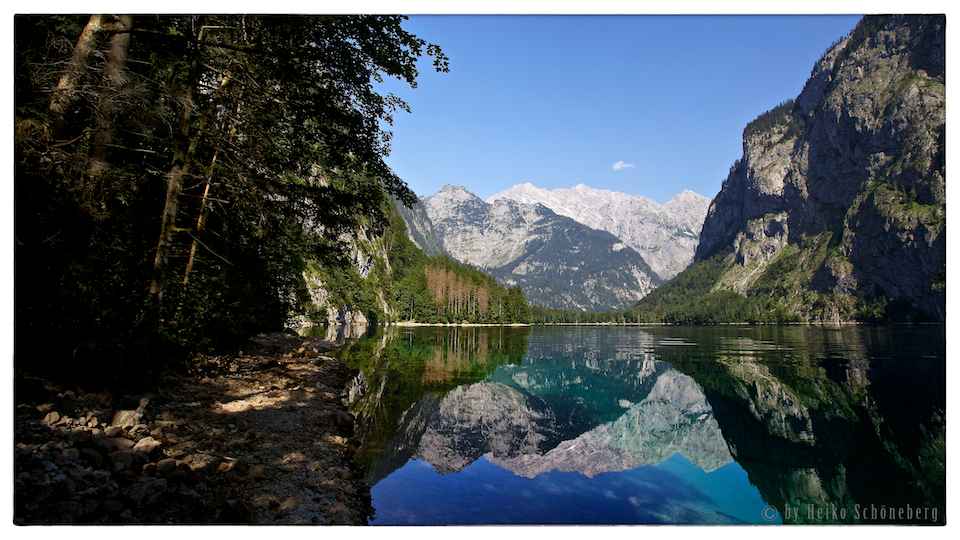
<box><xmin>298</xmin><ymin>321</ymin><xmax>532</xmax><ymax>329</ymax></box>
<box><xmin>299</xmin><ymin>320</ymin><xmax>942</xmax><ymax>330</ymax></box>
<box><xmin>393</xmin><ymin>321</ymin><xmax>531</xmax><ymax>327</ymax></box>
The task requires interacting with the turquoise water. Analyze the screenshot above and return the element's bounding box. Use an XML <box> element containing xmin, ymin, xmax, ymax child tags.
<box><xmin>333</xmin><ymin>325</ymin><xmax>945</xmax><ymax>525</ymax></box>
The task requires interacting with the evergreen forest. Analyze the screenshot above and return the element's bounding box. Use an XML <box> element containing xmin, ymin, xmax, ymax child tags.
<box><xmin>532</xmin><ymin>254</ymin><xmax>804</xmax><ymax>325</ymax></box>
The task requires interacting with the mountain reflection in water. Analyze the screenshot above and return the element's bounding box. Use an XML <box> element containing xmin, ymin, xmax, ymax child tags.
<box><xmin>329</xmin><ymin>325</ymin><xmax>945</xmax><ymax>525</ymax></box>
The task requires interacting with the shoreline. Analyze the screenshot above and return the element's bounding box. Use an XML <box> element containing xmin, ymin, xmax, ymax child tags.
<box><xmin>14</xmin><ymin>332</ymin><xmax>371</xmax><ymax>524</ymax></box>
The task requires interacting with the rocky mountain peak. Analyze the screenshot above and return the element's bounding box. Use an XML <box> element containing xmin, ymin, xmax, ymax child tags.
<box><xmin>488</xmin><ymin>183</ymin><xmax>711</xmax><ymax>280</ymax></box>
<box><xmin>417</xmin><ymin>184</ymin><xmax>661</xmax><ymax>312</ymax></box>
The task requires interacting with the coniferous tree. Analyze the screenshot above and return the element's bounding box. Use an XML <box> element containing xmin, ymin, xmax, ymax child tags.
<box><xmin>15</xmin><ymin>15</ymin><xmax>448</xmax><ymax>385</ymax></box>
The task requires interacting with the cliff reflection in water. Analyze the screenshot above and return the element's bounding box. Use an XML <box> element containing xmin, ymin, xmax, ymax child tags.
<box><xmin>332</xmin><ymin>326</ymin><xmax>530</xmax><ymax>481</ymax></box>
<box><xmin>658</xmin><ymin>325</ymin><xmax>945</xmax><ymax>524</ymax></box>
<box><xmin>333</xmin><ymin>325</ymin><xmax>945</xmax><ymax>525</ymax></box>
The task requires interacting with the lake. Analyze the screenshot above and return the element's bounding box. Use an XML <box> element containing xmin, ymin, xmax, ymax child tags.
<box><xmin>329</xmin><ymin>324</ymin><xmax>945</xmax><ymax>525</ymax></box>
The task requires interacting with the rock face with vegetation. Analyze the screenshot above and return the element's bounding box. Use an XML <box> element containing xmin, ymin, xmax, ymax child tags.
<box><xmin>489</xmin><ymin>183</ymin><xmax>711</xmax><ymax>281</ymax></box>
<box><xmin>416</xmin><ymin>184</ymin><xmax>661</xmax><ymax>312</ymax></box>
<box><xmin>688</xmin><ymin>15</ymin><xmax>945</xmax><ymax>323</ymax></box>
<box><xmin>298</xmin><ymin>202</ymin><xmax>532</xmax><ymax>326</ymax></box>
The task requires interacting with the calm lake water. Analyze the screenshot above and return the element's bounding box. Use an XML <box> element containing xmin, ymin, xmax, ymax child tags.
<box><xmin>329</xmin><ymin>324</ymin><xmax>945</xmax><ymax>525</ymax></box>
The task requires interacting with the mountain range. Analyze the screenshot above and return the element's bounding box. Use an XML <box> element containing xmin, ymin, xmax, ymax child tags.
<box><xmin>398</xmin><ymin>183</ymin><xmax>710</xmax><ymax>312</ymax></box>
<box><xmin>404</xmin><ymin>184</ymin><xmax>703</xmax><ymax>312</ymax></box>
<box><xmin>328</xmin><ymin>15</ymin><xmax>943</xmax><ymax>323</ymax></box>
<box><xmin>488</xmin><ymin>183</ymin><xmax>711</xmax><ymax>280</ymax></box>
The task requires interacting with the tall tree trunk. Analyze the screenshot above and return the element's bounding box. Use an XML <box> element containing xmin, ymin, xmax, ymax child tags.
<box><xmin>88</xmin><ymin>15</ymin><xmax>133</xmax><ymax>177</ymax></box>
<box><xmin>145</xmin><ymin>41</ymin><xmax>200</xmax><ymax>328</ymax></box>
<box><xmin>49</xmin><ymin>15</ymin><xmax>104</xmax><ymax>116</ymax></box>
<box><xmin>146</xmin><ymin>53</ymin><xmax>234</xmax><ymax>327</ymax></box>
<box><xmin>183</xmin><ymin>89</ymin><xmax>236</xmax><ymax>287</ymax></box>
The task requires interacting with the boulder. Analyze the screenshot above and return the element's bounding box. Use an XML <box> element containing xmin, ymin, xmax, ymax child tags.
<box><xmin>132</xmin><ymin>436</ymin><xmax>161</xmax><ymax>457</ymax></box>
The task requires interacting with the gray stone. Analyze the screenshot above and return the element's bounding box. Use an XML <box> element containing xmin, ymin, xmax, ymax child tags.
<box><xmin>110</xmin><ymin>410</ymin><xmax>142</xmax><ymax>429</ymax></box>
<box><xmin>36</xmin><ymin>403</ymin><xmax>55</xmax><ymax>413</ymax></box>
<box><xmin>51</xmin><ymin>476</ymin><xmax>77</xmax><ymax>499</ymax></box>
<box><xmin>216</xmin><ymin>499</ymin><xmax>259</xmax><ymax>523</ymax></box>
<box><xmin>79</xmin><ymin>447</ymin><xmax>107</xmax><ymax>469</ymax></box>
<box><xmin>105</xmin><ymin>437</ymin><xmax>136</xmax><ymax>451</ymax></box>
<box><xmin>122</xmin><ymin>476</ymin><xmax>167</xmax><ymax>504</ymax></box>
<box><xmin>276</xmin><ymin>491</ymin><xmax>306</xmax><ymax>517</ymax></box>
<box><xmin>132</xmin><ymin>436</ymin><xmax>161</xmax><ymax>457</ymax></box>
<box><xmin>80</xmin><ymin>498</ymin><xmax>98</xmax><ymax>515</ymax></box>
<box><xmin>102</xmin><ymin>498</ymin><xmax>125</xmax><ymax>515</ymax></box>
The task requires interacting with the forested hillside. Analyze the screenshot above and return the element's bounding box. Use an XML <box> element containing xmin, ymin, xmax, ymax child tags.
<box><xmin>14</xmin><ymin>15</ymin><xmax>449</xmax><ymax>388</ymax></box>
<box><xmin>301</xmin><ymin>202</ymin><xmax>532</xmax><ymax>326</ymax></box>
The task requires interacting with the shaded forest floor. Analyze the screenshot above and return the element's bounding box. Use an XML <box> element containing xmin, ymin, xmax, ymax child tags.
<box><xmin>14</xmin><ymin>331</ymin><xmax>372</xmax><ymax>524</ymax></box>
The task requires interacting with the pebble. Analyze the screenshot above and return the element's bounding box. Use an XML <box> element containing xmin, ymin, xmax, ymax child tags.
<box><xmin>111</xmin><ymin>410</ymin><xmax>143</xmax><ymax>429</ymax></box>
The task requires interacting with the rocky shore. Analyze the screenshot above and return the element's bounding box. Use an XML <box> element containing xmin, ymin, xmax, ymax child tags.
<box><xmin>14</xmin><ymin>331</ymin><xmax>371</xmax><ymax>525</ymax></box>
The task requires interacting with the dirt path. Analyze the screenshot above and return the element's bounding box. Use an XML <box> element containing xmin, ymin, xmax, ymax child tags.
<box><xmin>14</xmin><ymin>331</ymin><xmax>372</xmax><ymax>524</ymax></box>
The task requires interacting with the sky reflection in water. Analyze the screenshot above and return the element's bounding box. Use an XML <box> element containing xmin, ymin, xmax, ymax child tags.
<box><xmin>333</xmin><ymin>325</ymin><xmax>945</xmax><ymax>526</ymax></box>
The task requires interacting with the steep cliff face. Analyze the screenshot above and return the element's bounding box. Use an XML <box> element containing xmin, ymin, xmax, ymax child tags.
<box><xmin>422</xmin><ymin>184</ymin><xmax>661</xmax><ymax>312</ymax></box>
<box><xmin>696</xmin><ymin>15</ymin><xmax>945</xmax><ymax>322</ymax></box>
<box><xmin>425</xmin><ymin>185</ymin><xmax>546</xmax><ymax>269</ymax></box>
<box><xmin>393</xmin><ymin>198</ymin><xmax>446</xmax><ymax>258</ymax></box>
<box><xmin>489</xmin><ymin>183</ymin><xmax>711</xmax><ymax>280</ymax></box>
<box><xmin>300</xmin><ymin>225</ymin><xmax>396</xmax><ymax>325</ymax></box>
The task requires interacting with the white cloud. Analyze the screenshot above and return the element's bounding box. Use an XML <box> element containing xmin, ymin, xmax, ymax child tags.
<box><xmin>612</xmin><ymin>160</ymin><xmax>635</xmax><ymax>170</ymax></box>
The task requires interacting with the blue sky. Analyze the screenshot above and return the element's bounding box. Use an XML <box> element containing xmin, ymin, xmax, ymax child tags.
<box><xmin>377</xmin><ymin>14</ymin><xmax>865</xmax><ymax>204</ymax></box>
